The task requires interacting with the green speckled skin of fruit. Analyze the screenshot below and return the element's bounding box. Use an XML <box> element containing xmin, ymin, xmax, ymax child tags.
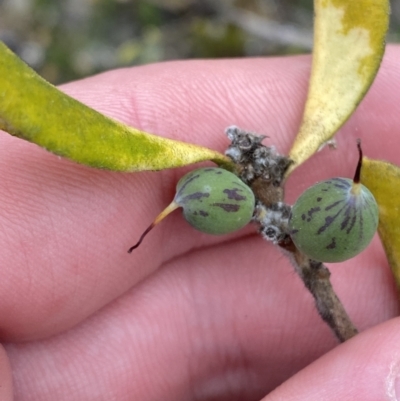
<box><xmin>289</xmin><ymin>178</ymin><xmax>379</xmax><ymax>263</ymax></box>
<box><xmin>175</xmin><ymin>167</ymin><xmax>255</xmax><ymax>235</ymax></box>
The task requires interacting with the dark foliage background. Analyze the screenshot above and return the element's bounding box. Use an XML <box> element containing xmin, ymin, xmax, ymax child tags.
<box><xmin>1</xmin><ymin>0</ymin><xmax>399</xmax><ymax>84</ymax></box>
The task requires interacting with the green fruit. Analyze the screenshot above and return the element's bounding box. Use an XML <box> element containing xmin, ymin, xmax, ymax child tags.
<box><xmin>128</xmin><ymin>167</ymin><xmax>255</xmax><ymax>252</ymax></box>
<box><xmin>174</xmin><ymin>167</ymin><xmax>255</xmax><ymax>235</ymax></box>
<box><xmin>289</xmin><ymin>177</ymin><xmax>379</xmax><ymax>263</ymax></box>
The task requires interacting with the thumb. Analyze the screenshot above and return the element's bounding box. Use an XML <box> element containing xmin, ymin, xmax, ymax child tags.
<box><xmin>265</xmin><ymin>318</ymin><xmax>400</xmax><ymax>401</ymax></box>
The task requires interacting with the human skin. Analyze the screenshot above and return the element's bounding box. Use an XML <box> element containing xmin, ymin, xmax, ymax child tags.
<box><xmin>0</xmin><ymin>45</ymin><xmax>400</xmax><ymax>401</ymax></box>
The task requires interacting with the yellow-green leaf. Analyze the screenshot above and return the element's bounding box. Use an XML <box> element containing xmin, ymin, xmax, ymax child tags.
<box><xmin>0</xmin><ymin>41</ymin><xmax>232</xmax><ymax>171</ymax></box>
<box><xmin>287</xmin><ymin>0</ymin><xmax>389</xmax><ymax>176</ymax></box>
<box><xmin>361</xmin><ymin>157</ymin><xmax>400</xmax><ymax>288</ymax></box>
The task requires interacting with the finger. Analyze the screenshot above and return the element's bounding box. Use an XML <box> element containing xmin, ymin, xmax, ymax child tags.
<box><xmin>0</xmin><ymin>346</ymin><xmax>13</xmax><ymax>400</ymax></box>
<box><xmin>0</xmin><ymin>55</ymin><xmax>311</xmax><ymax>341</ymax></box>
<box><xmin>6</xmin><ymin>235</ymin><xmax>400</xmax><ymax>401</ymax></box>
<box><xmin>7</xmin><ymin>237</ymin><xmax>334</xmax><ymax>401</ymax></box>
<box><xmin>1</xmin><ymin>46</ymin><xmax>399</xmax><ymax>341</ymax></box>
<box><xmin>264</xmin><ymin>318</ymin><xmax>400</xmax><ymax>401</ymax></box>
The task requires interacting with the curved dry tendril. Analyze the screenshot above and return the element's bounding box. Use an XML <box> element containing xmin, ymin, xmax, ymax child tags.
<box><xmin>127</xmin><ymin>202</ymin><xmax>180</xmax><ymax>253</ymax></box>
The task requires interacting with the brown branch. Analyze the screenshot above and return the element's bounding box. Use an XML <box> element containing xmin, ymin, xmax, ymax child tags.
<box><xmin>290</xmin><ymin>248</ymin><xmax>358</xmax><ymax>342</ymax></box>
<box><xmin>225</xmin><ymin>126</ymin><xmax>358</xmax><ymax>343</ymax></box>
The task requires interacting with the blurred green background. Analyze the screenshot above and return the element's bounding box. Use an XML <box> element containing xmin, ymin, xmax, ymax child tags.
<box><xmin>1</xmin><ymin>0</ymin><xmax>399</xmax><ymax>85</ymax></box>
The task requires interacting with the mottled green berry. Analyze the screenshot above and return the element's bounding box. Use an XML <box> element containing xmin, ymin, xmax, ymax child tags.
<box><xmin>289</xmin><ymin>178</ymin><xmax>379</xmax><ymax>262</ymax></box>
<box><xmin>128</xmin><ymin>167</ymin><xmax>255</xmax><ymax>252</ymax></box>
<box><xmin>175</xmin><ymin>167</ymin><xmax>255</xmax><ymax>235</ymax></box>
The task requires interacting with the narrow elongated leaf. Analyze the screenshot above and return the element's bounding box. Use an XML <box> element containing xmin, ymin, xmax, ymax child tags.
<box><xmin>287</xmin><ymin>0</ymin><xmax>389</xmax><ymax>176</ymax></box>
<box><xmin>361</xmin><ymin>157</ymin><xmax>400</xmax><ymax>288</ymax></box>
<box><xmin>0</xmin><ymin>42</ymin><xmax>232</xmax><ymax>171</ymax></box>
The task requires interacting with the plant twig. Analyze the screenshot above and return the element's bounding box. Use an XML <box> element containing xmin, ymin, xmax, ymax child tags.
<box><xmin>286</xmin><ymin>247</ymin><xmax>358</xmax><ymax>342</ymax></box>
<box><xmin>226</xmin><ymin>8</ymin><xmax>313</xmax><ymax>50</ymax></box>
<box><xmin>208</xmin><ymin>1</ymin><xmax>313</xmax><ymax>50</ymax></box>
<box><xmin>225</xmin><ymin>126</ymin><xmax>358</xmax><ymax>342</ymax></box>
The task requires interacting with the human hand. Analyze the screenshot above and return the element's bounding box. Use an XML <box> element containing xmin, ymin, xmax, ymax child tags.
<box><xmin>0</xmin><ymin>46</ymin><xmax>400</xmax><ymax>401</ymax></box>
